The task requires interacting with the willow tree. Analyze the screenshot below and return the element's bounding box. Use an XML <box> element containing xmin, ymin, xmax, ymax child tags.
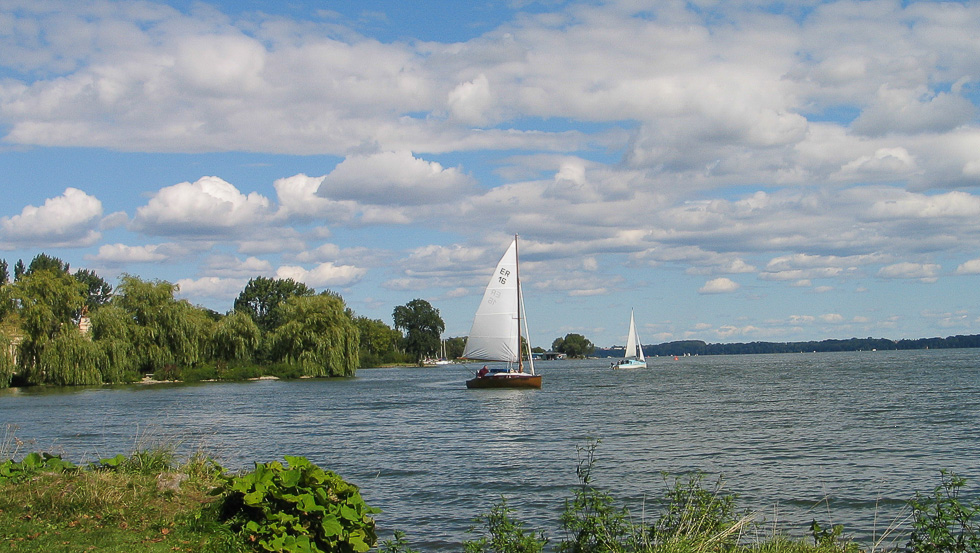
<box><xmin>39</xmin><ymin>328</ymin><xmax>102</xmax><ymax>386</ymax></box>
<box><xmin>213</xmin><ymin>310</ymin><xmax>261</xmax><ymax>362</ymax></box>
<box><xmin>89</xmin><ymin>304</ymin><xmax>137</xmax><ymax>383</ymax></box>
<box><xmin>112</xmin><ymin>275</ymin><xmax>213</xmax><ymax>375</ymax></box>
<box><xmin>0</xmin><ymin>333</ymin><xmax>14</xmax><ymax>388</ymax></box>
<box><xmin>268</xmin><ymin>294</ymin><xmax>359</xmax><ymax>377</ymax></box>
<box><xmin>8</xmin><ymin>269</ymin><xmax>86</xmax><ymax>384</ymax></box>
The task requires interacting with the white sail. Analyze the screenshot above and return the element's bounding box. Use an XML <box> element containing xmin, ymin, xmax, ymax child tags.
<box><xmin>462</xmin><ymin>238</ymin><xmax>521</xmax><ymax>362</ymax></box>
<box><xmin>624</xmin><ymin>310</ymin><xmax>644</xmax><ymax>361</ymax></box>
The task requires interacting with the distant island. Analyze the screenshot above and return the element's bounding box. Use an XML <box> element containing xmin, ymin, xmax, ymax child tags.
<box><xmin>594</xmin><ymin>334</ymin><xmax>980</xmax><ymax>358</ymax></box>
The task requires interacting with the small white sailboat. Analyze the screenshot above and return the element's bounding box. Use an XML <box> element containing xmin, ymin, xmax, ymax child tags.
<box><xmin>463</xmin><ymin>235</ymin><xmax>541</xmax><ymax>389</ymax></box>
<box><xmin>423</xmin><ymin>340</ymin><xmax>452</xmax><ymax>366</ymax></box>
<box><xmin>614</xmin><ymin>309</ymin><xmax>647</xmax><ymax>369</ymax></box>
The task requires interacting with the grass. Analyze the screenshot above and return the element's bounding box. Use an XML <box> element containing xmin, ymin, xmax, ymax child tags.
<box><xmin>0</xmin><ymin>452</ymin><xmax>242</xmax><ymax>553</ymax></box>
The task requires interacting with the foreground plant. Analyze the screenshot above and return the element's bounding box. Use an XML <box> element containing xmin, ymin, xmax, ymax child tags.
<box><xmin>464</xmin><ymin>497</ymin><xmax>549</xmax><ymax>553</ymax></box>
<box><xmin>559</xmin><ymin>440</ymin><xmax>640</xmax><ymax>553</ymax></box>
<box><xmin>218</xmin><ymin>455</ymin><xmax>379</xmax><ymax>553</ymax></box>
<box><xmin>907</xmin><ymin>470</ymin><xmax>980</xmax><ymax>553</ymax></box>
<box><xmin>650</xmin><ymin>470</ymin><xmax>752</xmax><ymax>551</ymax></box>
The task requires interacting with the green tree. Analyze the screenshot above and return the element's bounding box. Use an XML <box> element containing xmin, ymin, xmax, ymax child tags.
<box><xmin>73</xmin><ymin>269</ymin><xmax>113</xmax><ymax>310</ymax></box>
<box><xmin>0</xmin><ymin>259</ymin><xmax>8</xmax><ymax>285</ymax></box>
<box><xmin>268</xmin><ymin>294</ymin><xmax>359</xmax><ymax>377</ymax></box>
<box><xmin>552</xmin><ymin>333</ymin><xmax>594</xmax><ymax>358</ymax></box>
<box><xmin>0</xmin><ymin>278</ymin><xmax>12</xmax><ymax>322</ymax></box>
<box><xmin>354</xmin><ymin>315</ymin><xmax>404</xmax><ymax>367</ymax></box>
<box><xmin>26</xmin><ymin>253</ymin><xmax>70</xmax><ymax>275</ymax></box>
<box><xmin>213</xmin><ymin>310</ymin><xmax>261</xmax><ymax>362</ymax></box>
<box><xmin>88</xmin><ymin>304</ymin><xmax>137</xmax><ymax>383</ymax></box>
<box><xmin>445</xmin><ymin>336</ymin><xmax>466</xmax><ymax>360</ymax></box>
<box><xmin>233</xmin><ymin>276</ymin><xmax>314</xmax><ymax>332</ymax></box>
<box><xmin>392</xmin><ymin>299</ymin><xmax>445</xmax><ymax>364</ymax></box>
<box><xmin>13</xmin><ymin>260</ymin><xmax>25</xmax><ymax>281</ymax></box>
<box><xmin>0</xmin><ymin>333</ymin><xmax>14</xmax><ymax>388</ymax></box>
<box><xmin>112</xmin><ymin>275</ymin><xmax>212</xmax><ymax>375</ymax></box>
<box><xmin>38</xmin><ymin>327</ymin><xmax>102</xmax><ymax>386</ymax></box>
<box><xmin>8</xmin><ymin>269</ymin><xmax>86</xmax><ymax>384</ymax></box>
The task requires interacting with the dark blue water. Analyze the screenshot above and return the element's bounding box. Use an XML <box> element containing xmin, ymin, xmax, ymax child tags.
<box><xmin>2</xmin><ymin>349</ymin><xmax>979</xmax><ymax>550</ymax></box>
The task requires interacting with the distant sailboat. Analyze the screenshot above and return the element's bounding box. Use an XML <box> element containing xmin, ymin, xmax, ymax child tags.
<box><xmin>423</xmin><ymin>340</ymin><xmax>452</xmax><ymax>366</ymax></box>
<box><xmin>463</xmin><ymin>235</ymin><xmax>541</xmax><ymax>389</ymax></box>
<box><xmin>614</xmin><ymin>309</ymin><xmax>647</xmax><ymax>369</ymax></box>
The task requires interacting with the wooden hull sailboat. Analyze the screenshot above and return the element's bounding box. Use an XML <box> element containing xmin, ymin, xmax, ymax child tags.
<box><xmin>466</xmin><ymin>371</ymin><xmax>542</xmax><ymax>389</ymax></box>
<box><xmin>613</xmin><ymin>309</ymin><xmax>647</xmax><ymax>369</ymax></box>
<box><xmin>463</xmin><ymin>235</ymin><xmax>541</xmax><ymax>389</ymax></box>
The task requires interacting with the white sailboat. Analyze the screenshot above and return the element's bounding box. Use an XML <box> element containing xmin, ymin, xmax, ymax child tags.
<box><xmin>463</xmin><ymin>235</ymin><xmax>541</xmax><ymax>389</ymax></box>
<box><xmin>614</xmin><ymin>309</ymin><xmax>647</xmax><ymax>369</ymax></box>
<box><xmin>423</xmin><ymin>340</ymin><xmax>452</xmax><ymax>366</ymax></box>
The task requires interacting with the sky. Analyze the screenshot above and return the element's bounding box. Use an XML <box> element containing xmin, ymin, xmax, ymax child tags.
<box><xmin>3</xmin><ymin>0</ymin><xmax>980</xmax><ymax>349</ymax></box>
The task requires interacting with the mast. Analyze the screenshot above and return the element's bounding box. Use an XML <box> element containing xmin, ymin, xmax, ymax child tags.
<box><xmin>515</xmin><ymin>234</ymin><xmax>523</xmax><ymax>372</ymax></box>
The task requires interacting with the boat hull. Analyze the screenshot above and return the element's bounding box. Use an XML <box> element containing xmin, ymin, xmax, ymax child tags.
<box><xmin>613</xmin><ymin>359</ymin><xmax>647</xmax><ymax>369</ymax></box>
<box><xmin>466</xmin><ymin>374</ymin><xmax>542</xmax><ymax>389</ymax></box>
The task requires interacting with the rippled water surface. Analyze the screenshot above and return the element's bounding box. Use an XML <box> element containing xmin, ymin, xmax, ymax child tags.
<box><xmin>3</xmin><ymin>349</ymin><xmax>980</xmax><ymax>550</ymax></box>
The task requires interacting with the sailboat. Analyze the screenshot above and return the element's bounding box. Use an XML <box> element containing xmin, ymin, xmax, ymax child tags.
<box><xmin>463</xmin><ymin>235</ymin><xmax>542</xmax><ymax>389</ymax></box>
<box><xmin>423</xmin><ymin>340</ymin><xmax>452</xmax><ymax>366</ymax></box>
<box><xmin>614</xmin><ymin>309</ymin><xmax>647</xmax><ymax>369</ymax></box>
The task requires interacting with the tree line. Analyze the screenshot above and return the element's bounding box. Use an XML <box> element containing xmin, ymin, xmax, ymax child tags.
<box><xmin>0</xmin><ymin>254</ymin><xmax>458</xmax><ymax>388</ymax></box>
<box><xmin>596</xmin><ymin>335</ymin><xmax>980</xmax><ymax>358</ymax></box>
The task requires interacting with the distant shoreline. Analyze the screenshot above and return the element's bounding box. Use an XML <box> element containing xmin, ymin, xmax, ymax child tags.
<box><xmin>595</xmin><ymin>334</ymin><xmax>980</xmax><ymax>358</ymax></box>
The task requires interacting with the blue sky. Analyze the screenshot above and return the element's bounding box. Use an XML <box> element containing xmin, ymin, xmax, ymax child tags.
<box><xmin>4</xmin><ymin>0</ymin><xmax>980</xmax><ymax>348</ymax></box>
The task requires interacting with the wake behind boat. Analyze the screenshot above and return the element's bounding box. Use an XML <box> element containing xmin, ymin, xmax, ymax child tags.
<box><xmin>613</xmin><ymin>309</ymin><xmax>647</xmax><ymax>369</ymax></box>
<box><xmin>463</xmin><ymin>235</ymin><xmax>541</xmax><ymax>389</ymax></box>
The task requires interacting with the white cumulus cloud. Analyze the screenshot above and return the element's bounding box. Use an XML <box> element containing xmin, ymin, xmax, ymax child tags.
<box><xmin>133</xmin><ymin>176</ymin><xmax>272</xmax><ymax>236</ymax></box>
<box><xmin>877</xmin><ymin>262</ymin><xmax>940</xmax><ymax>282</ymax></box>
<box><xmin>955</xmin><ymin>259</ymin><xmax>980</xmax><ymax>275</ymax></box>
<box><xmin>317</xmin><ymin>151</ymin><xmax>477</xmax><ymax>206</ymax></box>
<box><xmin>175</xmin><ymin>277</ymin><xmax>248</xmax><ymax>303</ymax></box>
<box><xmin>1</xmin><ymin>188</ymin><xmax>102</xmax><ymax>248</ymax></box>
<box><xmin>698</xmin><ymin>277</ymin><xmax>740</xmax><ymax>294</ymax></box>
<box><xmin>89</xmin><ymin>243</ymin><xmax>173</xmax><ymax>264</ymax></box>
<box><xmin>448</xmin><ymin>74</ymin><xmax>494</xmax><ymax>125</ymax></box>
<box><xmin>275</xmin><ymin>262</ymin><xmax>367</xmax><ymax>288</ymax></box>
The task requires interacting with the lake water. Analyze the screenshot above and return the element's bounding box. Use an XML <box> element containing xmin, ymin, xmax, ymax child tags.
<box><xmin>2</xmin><ymin>349</ymin><xmax>979</xmax><ymax>551</ymax></box>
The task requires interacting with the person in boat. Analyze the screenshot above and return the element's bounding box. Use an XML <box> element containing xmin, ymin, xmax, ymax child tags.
<box><xmin>477</xmin><ymin>365</ymin><xmax>489</xmax><ymax>377</ymax></box>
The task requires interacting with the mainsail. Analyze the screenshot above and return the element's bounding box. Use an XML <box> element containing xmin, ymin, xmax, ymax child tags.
<box><xmin>462</xmin><ymin>238</ymin><xmax>521</xmax><ymax>363</ymax></box>
<box><xmin>625</xmin><ymin>310</ymin><xmax>645</xmax><ymax>361</ymax></box>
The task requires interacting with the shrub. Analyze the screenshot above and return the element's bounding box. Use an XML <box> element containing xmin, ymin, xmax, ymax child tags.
<box><xmin>464</xmin><ymin>497</ymin><xmax>548</xmax><ymax>553</ymax></box>
<box><xmin>650</xmin><ymin>470</ymin><xmax>749</xmax><ymax>549</ymax></box>
<box><xmin>809</xmin><ymin>520</ymin><xmax>859</xmax><ymax>553</ymax></box>
<box><xmin>559</xmin><ymin>440</ymin><xmax>638</xmax><ymax>553</ymax></box>
<box><xmin>907</xmin><ymin>470</ymin><xmax>980</xmax><ymax>553</ymax></box>
<box><xmin>219</xmin><ymin>455</ymin><xmax>379</xmax><ymax>553</ymax></box>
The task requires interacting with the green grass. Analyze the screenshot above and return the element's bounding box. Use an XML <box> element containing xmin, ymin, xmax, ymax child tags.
<box><xmin>0</xmin><ymin>453</ymin><xmax>242</xmax><ymax>553</ymax></box>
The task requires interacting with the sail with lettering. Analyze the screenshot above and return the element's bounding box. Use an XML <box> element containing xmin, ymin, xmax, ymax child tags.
<box><xmin>463</xmin><ymin>235</ymin><xmax>541</xmax><ymax>389</ymax></box>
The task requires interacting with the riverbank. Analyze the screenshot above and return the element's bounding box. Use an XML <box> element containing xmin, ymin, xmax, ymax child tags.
<box><xmin>2</xmin><ymin>445</ymin><xmax>975</xmax><ymax>553</ymax></box>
